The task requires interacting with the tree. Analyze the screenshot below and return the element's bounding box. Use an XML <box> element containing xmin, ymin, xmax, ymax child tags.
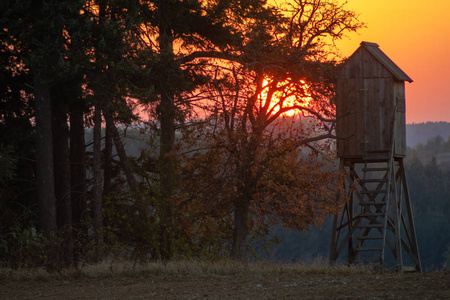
<box><xmin>0</xmin><ymin>0</ymin><xmax>363</xmax><ymax>264</ymax></box>
<box><xmin>82</xmin><ymin>0</ymin><xmax>148</xmax><ymax>258</ymax></box>
<box><xmin>136</xmin><ymin>0</ymin><xmax>247</xmax><ymax>259</ymax></box>
<box><xmin>0</xmin><ymin>0</ymin><xmax>133</xmax><ymax>265</ymax></box>
<box><xmin>180</xmin><ymin>0</ymin><xmax>363</xmax><ymax>259</ymax></box>
<box><xmin>1</xmin><ymin>0</ymin><xmax>92</xmax><ymax>267</ymax></box>
<box><xmin>70</xmin><ymin>96</ymin><xmax>87</xmax><ymax>260</ymax></box>
<box><xmin>405</xmin><ymin>147</ymin><xmax>450</xmax><ymax>267</ymax></box>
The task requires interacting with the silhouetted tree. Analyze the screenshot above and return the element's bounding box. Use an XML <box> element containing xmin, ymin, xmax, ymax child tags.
<box><xmin>180</xmin><ymin>0</ymin><xmax>363</xmax><ymax>259</ymax></box>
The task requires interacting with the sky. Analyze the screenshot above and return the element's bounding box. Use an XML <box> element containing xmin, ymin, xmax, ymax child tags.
<box><xmin>334</xmin><ymin>0</ymin><xmax>450</xmax><ymax>123</ymax></box>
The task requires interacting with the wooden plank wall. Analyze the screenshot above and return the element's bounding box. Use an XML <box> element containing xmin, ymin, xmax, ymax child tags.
<box><xmin>336</xmin><ymin>78</ymin><xmax>364</xmax><ymax>157</ymax></box>
<box><xmin>337</xmin><ymin>47</ymin><xmax>407</xmax><ymax>158</ymax></box>
<box><xmin>394</xmin><ymin>81</ymin><xmax>406</xmax><ymax>156</ymax></box>
<box><xmin>364</xmin><ymin>77</ymin><xmax>392</xmax><ymax>153</ymax></box>
<box><xmin>337</xmin><ymin>48</ymin><xmax>365</xmax><ymax>157</ymax></box>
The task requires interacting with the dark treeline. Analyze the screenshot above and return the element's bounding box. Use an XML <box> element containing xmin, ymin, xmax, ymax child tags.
<box><xmin>406</xmin><ymin>122</ymin><xmax>450</xmax><ymax>147</ymax></box>
<box><xmin>405</xmin><ymin>135</ymin><xmax>450</xmax><ymax>267</ymax></box>
<box><xmin>1</xmin><ymin>0</ymin><xmax>370</xmax><ymax>269</ymax></box>
<box><xmin>259</xmin><ymin>135</ymin><xmax>450</xmax><ymax>269</ymax></box>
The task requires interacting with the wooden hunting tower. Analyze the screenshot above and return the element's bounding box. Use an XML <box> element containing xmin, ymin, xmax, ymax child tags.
<box><xmin>329</xmin><ymin>42</ymin><xmax>421</xmax><ymax>272</ymax></box>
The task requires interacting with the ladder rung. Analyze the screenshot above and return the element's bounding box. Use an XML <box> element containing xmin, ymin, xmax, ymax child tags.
<box><xmin>364</xmin><ymin>155</ymin><xmax>390</xmax><ymax>160</ymax></box>
<box><xmin>363</xmin><ymin>167</ymin><xmax>389</xmax><ymax>172</ymax></box>
<box><xmin>360</xmin><ymin>179</ymin><xmax>388</xmax><ymax>183</ymax></box>
<box><xmin>360</xmin><ymin>201</ymin><xmax>386</xmax><ymax>205</ymax></box>
<box><xmin>358</xmin><ymin>213</ymin><xmax>385</xmax><ymax>218</ymax></box>
<box><xmin>357</xmin><ymin>235</ymin><xmax>383</xmax><ymax>240</ymax></box>
<box><xmin>356</xmin><ymin>223</ymin><xmax>383</xmax><ymax>228</ymax></box>
<box><xmin>360</xmin><ymin>190</ymin><xmax>387</xmax><ymax>194</ymax></box>
<box><xmin>356</xmin><ymin>247</ymin><xmax>383</xmax><ymax>252</ymax></box>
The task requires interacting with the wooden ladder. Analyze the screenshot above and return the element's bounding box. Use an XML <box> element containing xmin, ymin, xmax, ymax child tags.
<box><xmin>354</xmin><ymin>106</ymin><xmax>398</xmax><ymax>267</ymax></box>
<box><xmin>354</xmin><ymin>154</ymin><xmax>392</xmax><ymax>266</ymax></box>
<box><xmin>330</xmin><ymin>107</ymin><xmax>421</xmax><ymax>271</ymax></box>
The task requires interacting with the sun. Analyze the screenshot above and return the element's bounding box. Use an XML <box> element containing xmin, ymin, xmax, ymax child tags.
<box><xmin>259</xmin><ymin>78</ymin><xmax>312</xmax><ymax>117</ymax></box>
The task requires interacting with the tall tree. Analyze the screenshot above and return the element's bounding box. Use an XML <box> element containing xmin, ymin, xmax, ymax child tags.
<box><xmin>179</xmin><ymin>0</ymin><xmax>363</xmax><ymax>259</ymax></box>
<box><xmin>92</xmin><ymin>106</ymin><xmax>104</xmax><ymax>259</ymax></box>
<box><xmin>33</xmin><ymin>68</ymin><xmax>58</xmax><ymax>236</ymax></box>
<box><xmin>70</xmin><ymin>97</ymin><xmax>87</xmax><ymax>257</ymax></box>
<box><xmin>138</xmin><ymin>0</ymin><xmax>259</xmax><ymax>260</ymax></box>
<box><xmin>155</xmin><ymin>0</ymin><xmax>177</xmax><ymax>260</ymax></box>
<box><xmin>34</xmin><ymin>0</ymin><xmax>87</xmax><ymax>265</ymax></box>
<box><xmin>0</xmin><ymin>25</ymin><xmax>36</xmax><ymax>238</ymax></box>
<box><xmin>2</xmin><ymin>0</ymin><xmax>99</xmax><ymax>265</ymax></box>
<box><xmin>52</xmin><ymin>98</ymin><xmax>73</xmax><ymax>264</ymax></box>
<box><xmin>25</xmin><ymin>0</ymin><xmax>77</xmax><ymax>237</ymax></box>
<box><xmin>83</xmin><ymin>0</ymin><xmax>150</xmax><ymax>257</ymax></box>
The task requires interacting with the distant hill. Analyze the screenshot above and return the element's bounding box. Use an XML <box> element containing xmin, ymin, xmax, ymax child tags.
<box><xmin>406</xmin><ymin>122</ymin><xmax>450</xmax><ymax>147</ymax></box>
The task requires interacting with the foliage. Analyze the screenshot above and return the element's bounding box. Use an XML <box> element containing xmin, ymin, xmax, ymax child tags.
<box><xmin>0</xmin><ymin>222</ymin><xmax>104</xmax><ymax>269</ymax></box>
<box><xmin>179</xmin><ymin>116</ymin><xmax>345</xmax><ymax>257</ymax></box>
<box><xmin>254</xmin><ymin>135</ymin><xmax>450</xmax><ymax>268</ymax></box>
<box><xmin>0</xmin><ymin>146</ymin><xmax>17</xmax><ymax>187</ymax></box>
<box><xmin>407</xmin><ymin>134</ymin><xmax>450</xmax><ymax>169</ymax></box>
<box><xmin>405</xmin><ymin>137</ymin><xmax>450</xmax><ymax>217</ymax></box>
<box><xmin>406</xmin><ymin>122</ymin><xmax>450</xmax><ymax>147</ymax></box>
<box><xmin>404</xmin><ymin>136</ymin><xmax>450</xmax><ymax>268</ymax></box>
<box><xmin>0</xmin><ymin>223</ymin><xmax>49</xmax><ymax>269</ymax></box>
<box><xmin>176</xmin><ymin>0</ymin><xmax>362</xmax><ymax>258</ymax></box>
<box><xmin>0</xmin><ymin>0</ymin><xmax>365</xmax><ymax>265</ymax></box>
<box><xmin>0</xmin><ymin>22</ymin><xmax>37</xmax><ymax>240</ymax></box>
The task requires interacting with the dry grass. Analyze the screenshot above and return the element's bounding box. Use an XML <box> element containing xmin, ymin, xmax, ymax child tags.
<box><xmin>0</xmin><ymin>257</ymin><xmax>374</xmax><ymax>282</ymax></box>
<box><xmin>2</xmin><ymin>259</ymin><xmax>448</xmax><ymax>299</ymax></box>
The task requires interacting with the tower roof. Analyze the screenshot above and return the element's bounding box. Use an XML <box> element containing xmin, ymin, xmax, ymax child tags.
<box><xmin>358</xmin><ymin>41</ymin><xmax>413</xmax><ymax>82</ymax></box>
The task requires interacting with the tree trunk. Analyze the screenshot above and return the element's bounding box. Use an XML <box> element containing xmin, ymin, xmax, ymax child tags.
<box><xmin>69</xmin><ymin>99</ymin><xmax>86</xmax><ymax>262</ymax></box>
<box><xmin>157</xmin><ymin>0</ymin><xmax>176</xmax><ymax>260</ymax></box>
<box><xmin>103</xmin><ymin>121</ymin><xmax>113</xmax><ymax>196</ymax></box>
<box><xmin>158</xmin><ymin>86</ymin><xmax>176</xmax><ymax>260</ymax></box>
<box><xmin>104</xmin><ymin>111</ymin><xmax>137</xmax><ymax>193</ymax></box>
<box><xmin>231</xmin><ymin>199</ymin><xmax>250</xmax><ymax>260</ymax></box>
<box><xmin>92</xmin><ymin>106</ymin><xmax>103</xmax><ymax>260</ymax></box>
<box><xmin>230</xmin><ymin>134</ymin><xmax>261</xmax><ymax>259</ymax></box>
<box><xmin>158</xmin><ymin>105</ymin><xmax>175</xmax><ymax>260</ymax></box>
<box><xmin>33</xmin><ymin>69</ymin><xmax>57</xmax><ymax>236</ymax></box>
<box><xmin>52</xmin><ymin>106</ymin><xmax>73</xmax><ymax>266</ymax></box>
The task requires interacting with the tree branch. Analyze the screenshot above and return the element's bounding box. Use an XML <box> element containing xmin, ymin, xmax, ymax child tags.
<box><xmin>177</xmin><ymin>51</ymin><xmax>239</xmax><ymax>65</ymax></box>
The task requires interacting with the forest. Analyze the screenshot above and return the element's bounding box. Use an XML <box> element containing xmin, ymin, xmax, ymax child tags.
<box><xmin>259</xmin><ymin>132</ymin><xmax>450</xmax><ymax>269</ymax></box>
<box><xmin>406</xmin><ymin>122</ymin><xmax>450</xmax><ymax>147</ymax></box>
<box><xmin>2</xmin><ymin>0</ymin><xmax>446</xmax><ymax>271</ymax></box>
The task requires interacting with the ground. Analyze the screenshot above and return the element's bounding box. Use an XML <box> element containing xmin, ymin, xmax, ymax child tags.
<box><xmin>1</xmin><ymin>271</ymin><xmax>449</xmax><ymax>299</ymax></box>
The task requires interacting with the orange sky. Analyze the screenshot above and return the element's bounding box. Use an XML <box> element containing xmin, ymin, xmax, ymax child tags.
<box><xmin>335</xmin><ymin>0</ymin><xmax>450</xmax><ymax>123</ymax></box>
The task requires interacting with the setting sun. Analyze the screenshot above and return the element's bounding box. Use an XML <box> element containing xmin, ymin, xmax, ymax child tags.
<box><xmin>259</xmin><ymin>78</ymin><xmax>312</xmax><ymax>117</ymax></box>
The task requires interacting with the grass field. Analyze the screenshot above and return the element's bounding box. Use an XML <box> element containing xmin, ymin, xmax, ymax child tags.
<box><xmin>1</xmin><ymin>259</ymin><xmax>449</xmax><ymax>299</ymax></box>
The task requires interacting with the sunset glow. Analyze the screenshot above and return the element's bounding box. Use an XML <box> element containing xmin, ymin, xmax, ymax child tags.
<box><xmin>259</xmin><ymin>78</ymin><xmax>312</xmax><ymax>117</ymax></box>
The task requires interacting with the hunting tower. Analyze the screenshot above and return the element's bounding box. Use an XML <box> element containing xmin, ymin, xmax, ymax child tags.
<box><xmin>329</xmin><ymin>42</ymin><xmax>421</xmax><ymax>272</ymax></box>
